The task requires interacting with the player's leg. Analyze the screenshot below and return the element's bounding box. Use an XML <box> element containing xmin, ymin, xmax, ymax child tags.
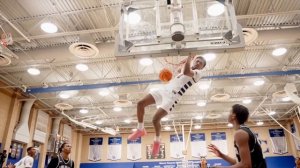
<box><xmin>151</xmin><ymin>108</ymin><xmax>168</xmax><ymax>156</ymax></box>
<box><xmin>128</xmin><ymin>94</ymin><xmax>156</xmax><ymax>140</ymax></box>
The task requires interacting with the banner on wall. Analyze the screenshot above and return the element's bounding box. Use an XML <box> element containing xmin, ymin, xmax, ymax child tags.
<box><xmin>254</xmin><ymin>133</ymin><xmax>269</xmax><ymax>154</ymax></box>
<box><xmin>88</xmin><ymin>137</ymin><xmax>103</xmax><ymax>161</ymax></box>
<box><xmin>146</xmin><ymin>143</ymin><xmax>165</xmax><ymax>159</ymax></box>
<box><xmin>170</xmin><ymin>134</ymin><xmax>184</xmax><ymax>159</ymax></box>
<box><xmin>291</xmin><ymin>123</ymin><xmax>300</xmax><ymax>150</ymax></box>
<box><xmin>269</xmin><ymin>129</ymin><xmax>288</xmax><ymax>154</ymax></box>
<box><xmin>127</xmin><ymin>137</ymin><xmax>141</xmax><ymax>161</ymax></box>
<box><xmin>211</xmin><ymin>132</ymin><xmax>228</xmax><ymax>155</ymax></box>
<box><xmin>107</xmin><ymin>137</ymin><xmax>122</xmax><ymax>161</ymax></box>
<box><xmin>190</xmin><ymin>133</ymin><xmax>207</xmax><ymax>158</ymax></box>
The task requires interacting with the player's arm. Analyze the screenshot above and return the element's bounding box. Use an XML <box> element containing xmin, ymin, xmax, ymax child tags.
<box><xmin>182</xmin><ymin>54</ymin><xmax>194</xmax><ymax>77</ymax></box>
<box><xmin>218</xmin><ymin>130</ymin><xmax>252</xmax><ymax>168</ymax></box>
<box><xmin>209</xmin><ymin>144</ymin><xmax>237</xmax><ymax>165</ymax></box>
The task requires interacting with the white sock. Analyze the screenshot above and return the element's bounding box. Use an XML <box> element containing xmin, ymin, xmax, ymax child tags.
<box><xmin>137</xmin><ymin>122</ymin><xmax>144</xmax><ymax>130</ymax></box>
<box><xmin>154</xmin><ymin>136</ymin><xmax>160</xmax><ymax>141</ymax></box>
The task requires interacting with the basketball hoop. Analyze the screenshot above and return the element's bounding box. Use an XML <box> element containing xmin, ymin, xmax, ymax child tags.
<box><xmin>1</xmin><ymin>33</ymin><xmax>13</xmax><ymax>47</ymax></box>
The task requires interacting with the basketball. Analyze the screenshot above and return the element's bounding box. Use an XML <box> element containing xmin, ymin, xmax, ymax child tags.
<box><xmin>159</xmin><ymin>68</ymin><xmax>173</xmax><ymax>82</ymax></box>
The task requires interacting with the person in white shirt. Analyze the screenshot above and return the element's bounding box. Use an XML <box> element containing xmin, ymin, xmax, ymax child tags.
<box><xmin>128</xmin><ymin>54</ymin><xmax>206</xmax><ymax>157</ymax></box>
<box><xmin>8</xmin><ymin>147</ymin><xmax>36</xmax><ymax>168</ymax></box>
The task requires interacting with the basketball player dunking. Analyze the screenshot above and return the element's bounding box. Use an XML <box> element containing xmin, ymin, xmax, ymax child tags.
<box><xmin>128</xmin><ymin>54</ymin><xmax>206</xmax><ymax>156</ymax></box>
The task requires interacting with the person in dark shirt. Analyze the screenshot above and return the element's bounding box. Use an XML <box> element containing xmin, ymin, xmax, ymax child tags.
<box><xmin>47</xmin><ymin>143</ymin><xmax>74</xmax><ymax>168</ymax></box>
<box><xmin>0</xmin><ymin>150</ymin><xmax>7</xmax><ymax>168</ymax></box>
<box><xmin>208</xmin><ymin>104</ymin><xmax>267</xmax><ymax>168</ymax></box>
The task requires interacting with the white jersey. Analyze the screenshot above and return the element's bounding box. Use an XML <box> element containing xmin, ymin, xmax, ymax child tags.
<box><xmin>14</xmin><ymin>156</ymin><xmax>34</xmax><ymax>168</ymax></box>
<box><xmin>166</xmin><ymin>69</ymin><xmax>202</xmax><ymax>95</ymax></box>
<box><xmin>150</xmin><ymin>69</ymin><xmax>202</xmax><ymax>113</ymax></box>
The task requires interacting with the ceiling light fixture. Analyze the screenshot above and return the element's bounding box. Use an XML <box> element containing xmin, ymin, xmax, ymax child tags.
<box><xmin>256</xmin><ymin>121</ymin><xmax>264</xmax><ymax>126</ymax></box>
<box><xmin>125</xmin><ymin>12</ymin><xmax>141</xmax><ymax>25</ymax></box>
<box><xmin>41</xmin><ymin>22</ymin><xmax>58</xmax><ymax>33</ymax></box>
<box><xmin>207</xmin><ymin>4</ymin><xmax>225</xmax><ymax>16</ymax></box>
<box><xmin>194</xmin><ymin>125</ymin><xmax>201</xmax><ymax>129</ymax></box>
<box><xmin>202</xmin><ymin>53</ymin><xmax>216</xmax><ymax>62</ymax></box>
<box><xmin>95</xmin><ymin>120</ymin><xmax>103</xmax><ymax>125</ymax></box>
<box><xmin>124</xmin><ymin>119</ymin><xmax>131</xmax><ymax>124</ymax></box>
<box><xmin>27</xmin><ymin>68</ymin><xmax>41</xmax><ymax>76</ymax></box>
<box><xmin>195</xmin><ymin>115</ymin><xmax>204</xmax><ymax>120</ymax></box>
<box><xmin>139</xmin><ymin>58</ymin><xmax>153</xmax><ymax>66</ymax></box>
<box><xmin>161</xmin><ymin>117</ymin><xmax>169</xmax><ymax>121</ymax></box>
<box><xmin>98</xmin><ymin>89</ymin><xmax>110</xmax><ymax>96</ymax></box>
<box><xmin>79</xmin><ymin>109</ymin><xmax>89</xmax><ymax>114</ymax></box>
<box><xmin>164</xmin><ymin>126</ymin><xmax>171</xmax><ymax>130</ymax></box>
<box><xmin>197</xmin><ymin>101</ymin><xmax>207</xmax><ymax>107</ymax></box>
<box><xmin>227</xmin><ymin>123</ymin><xmax>233</xmax><ymax>127</ymax></box>
<box><xmin>59</xmin><ymin>93</ymin><xmax>70</xmax><ymax>99</ymax></box>
<box><xmin>243</xmin><ymin>99</ymin><xmax>252</xmax><ymax>104</ymax></box>
<box><xmin>199</xmin><ymin>83</ymin><xmax>210</xmax><ymax>90</ymax></box>
<box><xmin>254</xmin><ymin>80</ymin><xmax>265</xmax><ymax>86</ymax></box>
<box><xmin>76</xmin><ymin>64</ymin><xmax>89</xmax><ymax>71</ymax></box>
<box><xmin>269</xmin><ymin>111</ymin><xmax>276</xmax><ymax>115</ymax></box>
<box><xmin>282</xmin><ymin>97</ymin><xmax>291</xmax><ymax>102</ymax></box>
<box><xmin>113</xmin><ymin>107</ymin><xmax>122</xmax><ymax>112</ymax></box>
<box><xmin>272</xmin><ymin>48</ymin><xmax>287</xmax><ymax>56</ymax></box>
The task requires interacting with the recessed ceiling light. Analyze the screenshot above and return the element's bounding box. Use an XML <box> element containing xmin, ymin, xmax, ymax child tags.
<box><xmin>41</xmin><ymin>22</ymin><xmax>58</xmax><ymax>33</ymax></box>
<box><xmin>79</xmin><ymin>109</ymin><xmax>89</xmax><ymax>114</ymax></box>
<box><xmin>139</xmin><ymin>58</ymin><xmax>153</xmax><ymax>66</ymax></box>
<box><xmin>124</xmin><ymin>119</ymin><xmax>131</xmax><ymax>124</ymax></box>
<box><xmin>195</xmin><ymin>115</ymin><xmax>204</xmax><ymax>120</ymax></box>
<box><xmin>256</xmin><ymin>121</ymin><xmax>264</xmax><ymax>126</ymax></box>
<box><xmin>207</xmin><ymin>4</ymin><xmax>225</xmax><ymax>16</ymax></box>
<box><xmin>132</xmin><ymin>128</ymin><xmax>137</xmax><ymax>132</ymax></box>
<box><xmin>27</xmin><ymin>68</ymin><xmax>41</xmax><ymax>75</ymax></box>
<box><xmin>227</xmin><ymin>123</ymin><xmax>233</xmax><ymax>127</ymax></box>
<box><xmin>272</xmin><ymin>48</ymin><xmax>287</xmax><ymax>56</ymax></box>
<box><xmin>164</xmin><ymin>126</ymin><xmax>171</xmax><ymax>130</ymax></box>
<box><xmin>197</xmin><ymin>101</ymin><xmax>206</xmax><ymax>107</ymax></box>
<box><xmin>194</xmin><ymin>125</ymin><xmax>201</xmax><ymax>129</ymax></box>
<box><xmin>76</xmin><ymin>64</ymin><xmax>89</xmax><ymax>71</ymax></box>
<box><xmin>95</xmin><ymin>120</ymin><xmax>103</xmax><ymax>125</ymax></box>
<box><xmin>113</xmin><ymin>107</ymin><xmax>122</xmax><ymax>112</ymax></box>
<box><xmin>125</xmin><ymin>12</ymin><xmax>141</xmax><ymax>25</ymax></box>
<box><xmin>269</xmin><ymin>111</ymin><xmax>276</xmax><ymax>115</ymax></box>
<box><xmin>202</xmin><ymin>53</ymin><xmax>216</xmax><ymax>62</ymax></box>
<box><xmin>199</xmin><ymin>83</ymin><xmax>210</xmax><ymax>90</ymax></box>
<box><xmin>243</xmin><ymin>99</ymin><xmax>252</xmax><ymax>104</ymax></box>
<box><xmin>59</xmin><ymin>90</ymin><xmax>78</xmax><ymax>99</ymax></box>
<box><xmin>98</xmin><ymin>89</ymin><xmax>110</xmax><ymax>96</ymax></box>
<box><xmin>59</xmin><ymin>93</ymin><xmax>70</xmax><ymax>99</ymax></box>
<box><xmin>254</xmin><ymin>80</ymin><xmax>265</xmax><ymax>86</ymax></box>
<box><xmin>161</xmin><ymin>117</ymin><xmax>169</xmax><ymax>121</ymax></box>
<box><xmin>282</xmin><ymin>97</ymin><xmax>291</xmax><ymax>102</ymax></box>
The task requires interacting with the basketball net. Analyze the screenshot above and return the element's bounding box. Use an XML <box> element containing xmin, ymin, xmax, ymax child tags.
<box><xmin>163</xmin><ymin>57</ymin><xmax>187</xmax><ymax>73</ymax></box>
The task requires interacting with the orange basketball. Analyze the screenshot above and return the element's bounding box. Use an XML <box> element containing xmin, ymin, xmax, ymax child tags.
<box><xmin>159</xmin><ymin>68</ymin><xmax>173</xmax><ymax>82</ymax></box>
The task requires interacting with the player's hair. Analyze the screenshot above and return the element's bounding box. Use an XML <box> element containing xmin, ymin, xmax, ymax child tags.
<box><xmin>232</xmin><ymin>104</ymin><xmax>249</xmax><ymax>124</ymax></box>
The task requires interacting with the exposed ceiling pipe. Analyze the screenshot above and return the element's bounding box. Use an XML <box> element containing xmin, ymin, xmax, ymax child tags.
<box><xmin>0</xmin><ymin>12</ymin><xmax>31</xmax><ymax>42</ymax></box>
<box><xmin>26</xmin><ymin>69</ymin><xmax>300</xmax><ymax>93</ymax></box>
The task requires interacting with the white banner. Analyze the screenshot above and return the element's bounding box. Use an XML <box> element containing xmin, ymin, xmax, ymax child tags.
<box><xmin>127</xmin><ymin>137</ymin><xmax>142</xmax><ymax>161</ymax></box>
<box><xmin>107</xmin><ymin>137</ymin><xmax>122</xmax><ymax>160</ymax></box>
<box><xmin>170</xmin><ymin>134</ymin><xmax>184</xmax><ymax>159</ymax></box>
<box><xmin>88</xmin><ymin>137</ymin><xmax>103</xmax><ymax>161</ymax></box>
<box><xmin>190</xmin><ymin>133</ymin><xmax>207</xmax><ymax>158</ymax></box>
<box><xmin>291</xmin><ymin>124</ymin><xmax>300</xmax><ymax>150</ymax></box>
<box><xmin>211</xmin><ymin>132</ymin><xmax>228</xmax><ymax>155</ymax></box>
<box><xmin>269</xmin><ymin>129</ymin><xmax>288</xmax><ymax>154</ymax></box>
